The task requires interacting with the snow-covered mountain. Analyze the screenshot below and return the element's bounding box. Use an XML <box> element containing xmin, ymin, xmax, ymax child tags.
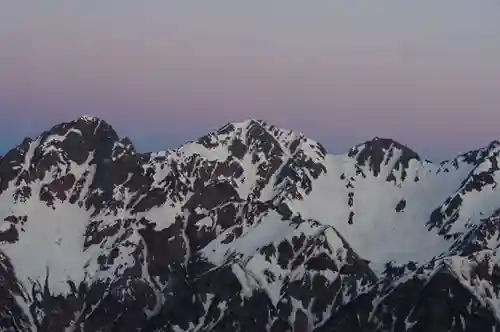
<box><xmin>2</xmin><ymin>116</ymin><xmax>500</xmax><ymax>331</ymax></box>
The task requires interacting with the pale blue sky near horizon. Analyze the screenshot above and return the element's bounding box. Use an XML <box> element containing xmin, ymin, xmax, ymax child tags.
<box><xmin>1</xmin><ymin>1</ymin><xmax>500</xmax><ymax>160</ymax></box>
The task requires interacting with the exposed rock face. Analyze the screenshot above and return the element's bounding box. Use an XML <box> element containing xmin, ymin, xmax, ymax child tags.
<box><xmin>2</xmin><ymin>116</ymin><xmax>500</xmax><ymax>331</ymax></box>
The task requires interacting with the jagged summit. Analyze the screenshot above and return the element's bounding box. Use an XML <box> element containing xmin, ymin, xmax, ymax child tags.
<box><xmin>5</xmin><ymin>116</ymin><xmax>134</xmax><ymax>164</ymax></box>
<box><xmin>3</xmin><ymin>117</ymin><xmax>500</xmax><ymax>331</ymax></box>
<box><xmin>43</xmin><ymin>115</ymin><xmax>118</xmax><ymax>141</ymax></box>
<box><xmin>348</xmin><ymin>136</ymin><xmax>419</xmax><ymax>157</ymax></box>
<box><xmin>486</xmin><ymin>139</ymin><xmax>500</xmax><ymax>150</ymax></box>
<box><xmin>346</xmin><ymin>136</ymin><xmax>421</xmax><ymax>179</ymax></box>
<box><xmin>79</xmin><ymin>115</ymin><xmax>101</xmax><ymax>123</ymax></box>
<box><xmin>5</xmin><ymin>116</ymin><xmax>500</xmax><ymax>166</ymax></box>
<box><xmin>217</xmin><ymin>118</ymin><xmax>266</xmax><ymax>131</ymax></box>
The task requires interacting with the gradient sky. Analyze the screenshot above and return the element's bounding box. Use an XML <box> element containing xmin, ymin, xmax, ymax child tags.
<box><xmin>1</xmin><ymin>1</ymin><xmax>500</xmax><ymax>159</ymax></box>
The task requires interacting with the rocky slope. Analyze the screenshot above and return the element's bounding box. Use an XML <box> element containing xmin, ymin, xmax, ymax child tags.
<box><xmin>2</xmin><ymin>116</ymin><xmax>500</xmax><ymax>331</ymax></box>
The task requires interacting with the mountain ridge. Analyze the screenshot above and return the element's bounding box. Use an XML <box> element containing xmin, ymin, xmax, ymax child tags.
<box><xmin>1</xmin><ymin>115</ymin><xmax>499</xmax><ymax>165</ymax></box>
<box><xmin>2</xmin><ymin>115</ymin><xmax>500</xmax><ymax>331</ymax></box>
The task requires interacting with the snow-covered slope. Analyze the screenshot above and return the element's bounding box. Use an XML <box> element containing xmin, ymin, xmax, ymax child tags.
<box><xmin>2</xmin><ymin>116</ymin><xmax>500</xmax><ymax>331</ymax></box>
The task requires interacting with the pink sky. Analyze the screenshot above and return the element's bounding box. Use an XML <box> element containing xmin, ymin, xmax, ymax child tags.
<box><xmin>1</xmin><ymin>1</ymin><xmax>500</xmax><ymax>159</ymax></box>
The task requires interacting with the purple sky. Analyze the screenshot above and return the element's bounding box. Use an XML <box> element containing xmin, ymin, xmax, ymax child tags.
<box><xmin>1</xmin><ymin>1</ymin><xmax>500</xmax><ymax>159</ymax></box>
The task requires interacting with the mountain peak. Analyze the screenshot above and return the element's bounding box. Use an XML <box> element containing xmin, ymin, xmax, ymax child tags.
<box><xmin>366</xmin><ymin>136</ymin><xmax>412</xmax><ymax>150</ymax></box>
<box><xmin>347</xmin><ymin>137</ymin><xmax>421</xmax><ymax>179</ymax></box>
<box><xmin>0</xmin><ymin>117</ymin><xmax>135</xmax><ymax>197</ymax></box>
<box><xmin>349</xmin><ymin>136</ymin><xmax>419</xmax><ymax>157</ymax></box>
<box><xmin>455</xmin><ymin>139</ymin><xmax>500</xmax><ymax>166</ymax></box>
<box><xmin>79</xmin><ymin>115</ymin><xmax>101</xmax><ymax>123</ymax></box>
<box><xmin>200</xmin><ymin>118</ymin><xmax>327</xmax><ymax>161</ymax></box>
<box><xmin>229</xmin><ymin>118</ymin><xmax>266</xmax><ymax>128</ymax></box>
<box><xmin>486</xmin><ymin>140</ymin><xmax>500</xmax><ymax>151</ymax></box>
<box><xmin>38</xmin><ymin>116</ymin><xmax>132</xmax><ymax>162</ymax></box>
<box><xmin>214</xmin><ymin>118</ymin><xmax>267</xmax><ymax>136</ymax></box>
